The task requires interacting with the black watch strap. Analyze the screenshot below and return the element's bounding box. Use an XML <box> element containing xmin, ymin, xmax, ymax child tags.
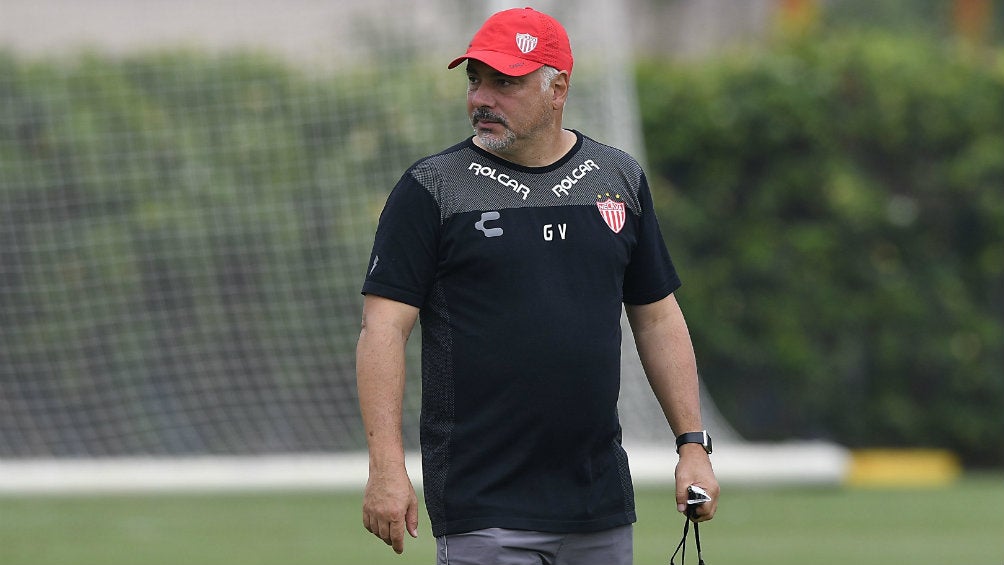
<box><xmin>676</xmin><ymin>430</ymin><xmax>712</xmax><ymax>454</ymax></box>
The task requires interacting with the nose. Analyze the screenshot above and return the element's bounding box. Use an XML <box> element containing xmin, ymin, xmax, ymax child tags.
<box><xmin>468</xmin><ymin>83</ymin><xmax>494</xmax><ymax>109</ymax></box>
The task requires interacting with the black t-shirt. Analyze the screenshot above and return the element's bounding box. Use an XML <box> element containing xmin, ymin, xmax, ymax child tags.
<box><xmin>362</xmin><ymin>131</ymin><xmax>680</xmax><ymax>537</ymax></box>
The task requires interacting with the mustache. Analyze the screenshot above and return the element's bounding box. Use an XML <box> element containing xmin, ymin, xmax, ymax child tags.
<box><xmin>471</xmin><ymin>108</ymin><xmax>508</xmax><ymax>128</ymax></box>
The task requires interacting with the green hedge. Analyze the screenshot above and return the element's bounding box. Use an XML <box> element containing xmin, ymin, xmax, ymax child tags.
<box><xmin>638</xmin><ymin>33</ymin><xmax>1004</xmax><ymax>466</ymax></box>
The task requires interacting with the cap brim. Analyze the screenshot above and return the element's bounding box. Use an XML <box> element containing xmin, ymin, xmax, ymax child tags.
<box><xmin>447</xmin><ymin>50</ymin><xmax>544</xmax><ymax>77</ymax></box>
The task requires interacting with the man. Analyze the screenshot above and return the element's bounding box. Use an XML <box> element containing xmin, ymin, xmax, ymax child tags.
<box><xmin>357</xmin><ymin>7</ymin><xmax>718</xmax><ymax>564</ymax></box>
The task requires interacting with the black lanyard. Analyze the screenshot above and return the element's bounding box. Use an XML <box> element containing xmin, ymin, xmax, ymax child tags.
<box><xmin>669</xmin><ymin>506</ymin><xmax>705</xmax><ymax>565</ymax></box>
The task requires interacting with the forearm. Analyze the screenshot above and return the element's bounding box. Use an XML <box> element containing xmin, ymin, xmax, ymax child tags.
<box><xmin>644</xmin><ymin>336</ymin><xmax>701</xmax><ymax>436</ymax></box>
<box><xmin>355</xmin><ymin>297</ymin><xmax>417</xmax><ymax>470</ymax></box>
<box><xmin>357</xmin><ymin>332</ymin><xmax>406</xmax><ymax>467</ymax></box>
<box><xmin>627</xmin><ymin>295</ymin><xmax>703</xmax><ymax>436</ymax></box>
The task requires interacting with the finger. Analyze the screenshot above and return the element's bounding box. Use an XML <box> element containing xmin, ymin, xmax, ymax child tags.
<box><xmin>691</xmin><ymin>499</ymin><xmax>717</xmax><ymax>522</ymax></box>
<box><xmin>406</xmin><ymin>500</ymin><xmax>419</xmax><ymax>538</ymax></box>
<box><xmin>693</xmin><ymin>509</ymin><xmax>714</xmax><ymax>522</ymax></box>
<box><xmin>390</xmin><ymin>519</ymin><xmax>406</xmax><ymax>554</ymax></box>
<box><xmin>379</xmin><ymin>519</ymin><xmax>393</xmax><ymax>547</ymax></box>
<box><xmin>675</xmin><ymin>486</ymin><xmax>688</xmax><ymax>513</ymax></box>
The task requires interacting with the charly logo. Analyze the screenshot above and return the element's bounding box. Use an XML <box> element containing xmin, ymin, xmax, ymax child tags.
<box><xmin>475</xmin><ymin>211</ymin><xmax>503</xmax><ymax>238</ymax></box>
<box><xmin>515</xmin><ymin>33</ymin><xmax>538</xmax><ymax>54</ymax></box>
<box><xmin>595</xmin><ymin>193</ymin><xmax>626</xmax><ymax>233</ymax></box>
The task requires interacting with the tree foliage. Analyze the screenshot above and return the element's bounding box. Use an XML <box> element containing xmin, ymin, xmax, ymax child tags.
<box><xmin>638</xmin><ymin>33</ymin><xmax>1004</xmax><ymax>465</ymax></box>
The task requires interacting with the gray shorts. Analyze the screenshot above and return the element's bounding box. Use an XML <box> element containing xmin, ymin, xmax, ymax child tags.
<box><xmin>436</xmin><ymin>525</ymin><xmax>633</xmax><ymax>565</ymax></box>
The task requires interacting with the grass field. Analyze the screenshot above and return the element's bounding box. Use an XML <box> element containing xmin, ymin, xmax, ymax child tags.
<box><xmin>2</xmin><ymin>473</ymin><xmax>1002</xmax><ymax>565</ymax></box>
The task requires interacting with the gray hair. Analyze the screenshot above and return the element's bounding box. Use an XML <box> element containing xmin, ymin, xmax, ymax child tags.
<box><xmin>539</xmin><ymin>65</ymin><xmax>561</xmax><ymax>91</ymax></box>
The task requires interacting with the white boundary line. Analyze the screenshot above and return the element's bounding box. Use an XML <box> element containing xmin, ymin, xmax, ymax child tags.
<box><xmin>0</xmin><ymin>442</ymin><xmax>848</xmax><ymax>494</ymax></box>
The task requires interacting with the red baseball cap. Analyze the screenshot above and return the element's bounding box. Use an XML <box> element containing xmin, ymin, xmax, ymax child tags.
<box><xmin>448</xmin><ymin>7</ymin><xmax>573</xmax><ymax>78</ymax></box>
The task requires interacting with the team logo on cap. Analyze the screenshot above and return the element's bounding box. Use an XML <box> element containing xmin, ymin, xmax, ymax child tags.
<box><xmin>596</xmin><ymin>193</ymin><xmax>626</xmax><ymax>233</ymax></box>
<box><xmin>515</xmin><ymin>33</ymin><xmax>538</xmax><ymax>54</ymax></box>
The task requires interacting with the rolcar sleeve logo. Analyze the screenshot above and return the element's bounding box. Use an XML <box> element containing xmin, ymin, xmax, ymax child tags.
<box><xmin>552</xmin><ymin>159</ymin><xmax>599</xmax><ymax>197</ymax></box>
<box><xmin>469</xmin><ymin>162</ymin><xmax>530</xmax><ymax>200</ymax></box>
<box><xmin>596</xmin><ymin>193</ymin><xmax>626</xmax><ymax>233</ymax></box>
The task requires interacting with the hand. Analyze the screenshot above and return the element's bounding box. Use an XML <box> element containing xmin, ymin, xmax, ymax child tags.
<box><xmin>362</xmin><ymin>466</ymin><xmax>419</xmax><ymax>554</ymax></box>
<box><xmin>675</xmin><ymin>444</ymin><xmax>719</xmax><ymax>522</ymax></box>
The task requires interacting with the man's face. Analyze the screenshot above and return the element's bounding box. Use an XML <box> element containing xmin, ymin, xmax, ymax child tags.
<box><xmin>465</xmin><ymin>60</ymin><xmax>555</xmax><ymax>155</ymax></box>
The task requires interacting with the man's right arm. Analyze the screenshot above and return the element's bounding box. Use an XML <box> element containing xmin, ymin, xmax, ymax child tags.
<box><xmin>356</xmin><ymin>293</ymin><xmax>421</xmax><ymax>554</ymax></box>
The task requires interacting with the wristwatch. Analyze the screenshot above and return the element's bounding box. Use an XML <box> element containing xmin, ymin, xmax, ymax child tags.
<box><xmin>676</xmin><ymin>430</ymin><xmax>712</xmax><ymax>454</ymax></box>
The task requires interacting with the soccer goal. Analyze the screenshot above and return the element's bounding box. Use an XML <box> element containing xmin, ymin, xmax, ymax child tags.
<box><xmin>0</xmin><ymin>0</ymin><xmax>848</xmax><ymax>493</ymax></box>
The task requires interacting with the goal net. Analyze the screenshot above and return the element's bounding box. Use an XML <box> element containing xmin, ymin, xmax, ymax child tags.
<box><xmin>0</xmin><ymin>0</ymin><xmax>846</xmax><ymax>491</ymax></box>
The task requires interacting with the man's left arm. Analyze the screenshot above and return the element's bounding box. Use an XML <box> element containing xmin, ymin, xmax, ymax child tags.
<box><xmin>625</xmin><ymin>293</ymin><xmax>719</xmax><ymax>521</ymax></box>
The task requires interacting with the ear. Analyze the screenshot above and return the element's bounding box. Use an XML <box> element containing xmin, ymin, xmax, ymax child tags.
<box><xmin>550</xmin><ymin>71</ymin><xmax>570</xmax><ymax>110</ymax></box>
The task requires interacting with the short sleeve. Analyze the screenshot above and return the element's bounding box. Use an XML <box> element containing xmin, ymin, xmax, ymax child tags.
<box><xmin>622</xmin><ymin>173</ymin><xmax>681</xmax><ymax>304</ymax></box>
<box><xmin>361</xmin><ymin>170</ymin><xmax>442</xmax><ymax>308</ymax></box>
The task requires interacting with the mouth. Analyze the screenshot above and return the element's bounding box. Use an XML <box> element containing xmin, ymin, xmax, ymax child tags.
<box><xmin>472</xmin><ymin>109</ymin><xmax>507</xmax><ymax>130</ymax></box>
<box><xmin>474</xmin><ymin>120</ymin><xmax>501</xmax><ymax>131</ymax></box>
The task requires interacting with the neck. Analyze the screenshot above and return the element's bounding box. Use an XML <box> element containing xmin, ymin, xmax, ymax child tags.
<box><xmin>474</xmin><ymin>128</ymin><xmax>576</xmax><ymax>167</ymax></box>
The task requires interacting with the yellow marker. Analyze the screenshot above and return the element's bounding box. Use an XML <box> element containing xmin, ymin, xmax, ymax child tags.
<box><xmin>846</xmin><ymin>449</ymin><xmax>961</xmax><ymax>487</ymax></box>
